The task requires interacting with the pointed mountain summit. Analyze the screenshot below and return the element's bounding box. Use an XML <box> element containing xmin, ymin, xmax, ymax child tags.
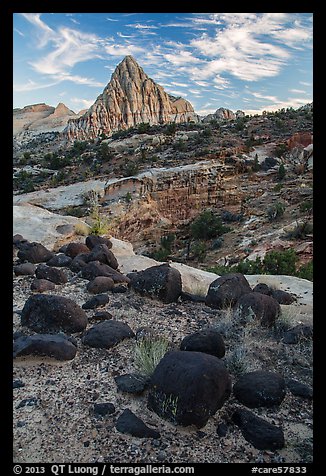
<box><xmin>65</xmin><ymin>55</ymin><xmax>198</xmax><ymax>140</ymax></box>
<box><xmin>52</xmin><ymin>102</ymin><xmax>76</xmax><ymax>117</ymax></box>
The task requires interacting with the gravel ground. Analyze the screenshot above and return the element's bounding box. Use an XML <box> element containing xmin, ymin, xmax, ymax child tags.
<box><xmin>13</xmin><ymin>268</ymin><xmax>313</xmax><ymax>464</ymax></box>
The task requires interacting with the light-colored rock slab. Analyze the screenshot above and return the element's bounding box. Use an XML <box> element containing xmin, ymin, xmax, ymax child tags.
<box><xmin>13</xmin><ymin>204</ymin><xmax>89</xmax><ymax>249</ymax></box>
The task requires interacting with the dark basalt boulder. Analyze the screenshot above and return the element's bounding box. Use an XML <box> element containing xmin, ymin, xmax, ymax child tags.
<box><xmin>205</xmin><ymin>273</ymin><xmax>252</xmax><ymax>309</ymax></box>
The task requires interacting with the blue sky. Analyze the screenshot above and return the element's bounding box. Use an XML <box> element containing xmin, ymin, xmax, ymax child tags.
<box><xmin>13</xmin><ymin>13</ymin><xmax>313</xmax><ymax>116</ymax></box>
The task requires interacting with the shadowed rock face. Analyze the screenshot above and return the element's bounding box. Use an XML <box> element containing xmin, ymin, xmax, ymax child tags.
<box><xmin>65</xmin><ymin>55</ymin><xmax>198</xmax><ymax>141</ymax></box>
<box><xmin>147</xmin><ymin>351</ymin><xmax>231</xmax><ymax>428</ymax></box>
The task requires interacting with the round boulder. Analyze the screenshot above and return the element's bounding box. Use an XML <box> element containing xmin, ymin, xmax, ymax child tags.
<box><xmin>147</xmin><ymin>350</ymin><xmax>231</xmax><ymax>428</ymax></box>
<box><xmin>128</xmin><ymin>264</ymin><xmax>182</xmax><ymax>303</ymax></box>
<box><xmin>233</xmin><ymin>370</ymin><xmax>286</xmax><ymax>408</ymax></box>
<box><xmin>65</xmin><ymin>242</ymin><xmax>90</xmax><ymax>258</ymax></box>
<box><xmin>271</xmin><ymin>289</ymin><xmax>296</xmax><ymax>305</ymax></box>
<box><xmin>253</xmin><ymin>283</ymin><xmax>272</xmax><ymax>295</ymax></box>
<box><xmin>81</xmin><ymin>261</ymin><xmax>130</xmax><ymax>283</ymax></box>
<box><xmin>14</xmin><ymin>263</ymin><xmax>36</xmax><ymax>276</ymax></box>
<box><xmin>235</xmin><ymin>292</ymin><xmax>281</xmax><ymax>327</ymax></box>
<box><xmin>87</xmin><ymin>276</ymin><xmax>115</xmax><ymax>294</ymax></box>
<box><xmin>21</xmin><ymin>294</ymin><xmax>88</xmax><ymax>333</ymax></box>
<box><xmin>205</xmin><ymin>273</ymin><xmax>252</xmax><ymax>309</ymax></box>
<box><xmin>86</xmin><ymin>235</ymin><xmax>113</xmax><ymax>250</ymax></box>
<box><xmin>31</xmin><ymin>278</ymin><xmax>56</xmax><ymax>292</ymax></box>
<box><xmin>180</xmin><ymin>328</ymin><xmax>225</xmax><ymax>358</ymax></box>
<box><xmin>82</xmin><ymin>294</ymin><xmax>109</xmax><ymax>309</ymax></box>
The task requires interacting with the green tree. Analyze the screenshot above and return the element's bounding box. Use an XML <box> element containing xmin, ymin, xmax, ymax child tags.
<box><xmin>190</xmin><ymin>210</ymin><xmax>230</xmax><ymax>240</ymax></box>
<box><xmin>278</xmin><ymin>163</ymin><xmax>286</xmax><ymax>180</ymax></box>
<box><xmin>252</xmin><ymin>153</ymin><xmax>260</xmax><ymax>172</ymax></box>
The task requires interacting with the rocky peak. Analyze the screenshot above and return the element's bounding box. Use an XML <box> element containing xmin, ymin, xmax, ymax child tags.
<box><xmin>52</xmin><ymin>103</ymin><xmax>76</xmax><ymax>117</ymax></box>
<box><xmin>64</xmin><ymin>56</ymin><xmax>198</xmax><ymax>141</ymax></box>
<box><xmin>202</xmin><ymin>107</ymin><xmax>236</xmax><ymax>123</ymax></box>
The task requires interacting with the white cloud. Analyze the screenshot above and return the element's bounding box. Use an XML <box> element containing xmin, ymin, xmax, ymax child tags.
<box><xmin>104</xmin><ymin>44</ymin><xmax>145</xmax><ymax>56</ymax></box>
<box><xmin>14</xmin><ymin>28</ymin><xmax>25</xmax><ymax>37</ymax></box>
<box><xmin>70</xmin><ymin>97</ymin><xmax>94</xmax><ymax>109</ymax></box>
<box><xmin>300</xmin><ymin>81</ymin><xmax>312</xmax><ymax>87</ymax></box>
<box><xmin>20</xmin><ymin>13</ymin><xmax>55</xmax><ymax>47</ymax></box>
<box><xmin>106</xmin><ymin>17</ymin><xmax>119</xmax><ymax>22</ymax></box>
<box><xmin>171</xmin><ymin>81</ymin><xmax>189</xmax><ymax>88</ymax></box>
<box><xmin>166</xmin><ymin>89</ymin><xmax>188</xmax><ymax>97</ymax></box>
<box><xmin>127</xmin><ymin>24</ymin><xmax>158</xmax><ymax>30</ymax></box>
<box><xmin>13</xmin><ymin>79</ymin><xmax>60</xmax><ymax>92</ymax></box>
<box><xmin>244</xmin><ymin>96</ymin><xmax>312</xmax><ymax>115</ymax></box>
<box><xmin>164</xmin><ymin>50</ymin><xmax>203</xmax><ymax>66</ymax></box>
<box><xmin>289</xmin><ymin>88</ymin><xmax>306</xmax><ymax>94</ymax></box>
<box><xmin>117</xmin><ymin>32</ymin><xmax>135</xmax><ymax>38</ymax></box>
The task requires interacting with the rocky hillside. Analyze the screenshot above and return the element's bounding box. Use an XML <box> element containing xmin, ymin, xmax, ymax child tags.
<box><xmin>65</xmin><ymin>56</ymin><xmax>199</xmax><ymax>141</ymax></box>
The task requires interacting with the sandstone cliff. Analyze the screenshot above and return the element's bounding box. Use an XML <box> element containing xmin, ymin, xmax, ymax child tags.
<box><xmin>13</xmin><ymin>102</ymin><xmax>78</xmax><ymax>139</ymax></box>
<box><xmin>65</xmin><ymin>56</ymin><xmax>199</xmax><ymax>141</ymax></box>
<box><xmin>203</xmin><ymin>107</ymin><xmax>236</xmax><ymax>123</ymax></box>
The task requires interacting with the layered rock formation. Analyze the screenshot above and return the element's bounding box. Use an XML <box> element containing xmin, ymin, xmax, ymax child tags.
<box><xmin>13</xmin><ymin>102</ymin><xmax>79</xmax><ymax>145</ymax></box>
<box><xmin>65</xmin><ymin>55</ymin><xmax>199</xmax><ymax>141</ymax></box>
<box><xmin>203</xmin><ymin>107</ymin><xmax>236</xmax><ymax>123</ymax></box>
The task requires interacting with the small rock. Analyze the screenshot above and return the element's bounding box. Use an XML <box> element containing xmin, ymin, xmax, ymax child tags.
<box><xmin>253</xmin><ymin>283</ymin><xmax>272</xmax><ymax>295</ymax></box>
<box><xmin>115</xmin><ymin>374</ymin><xmax>150</xmax><ymax>394</ymax></box>
<box><xmin>65</xmin><ymin>242</ymin><xmax>90</xmax><ymax>258</ymax></box>
<box><xmin>82</xmin><ymin>320</ymin><xmax>134</xmax><ymax>349</ymax></box>
<box><xmin>16</xmin><ymin>397</ymin><xmax>38</xmax><ymax>409</ymax></box>
<box><xmin>235</xmin><ymin>292</ymin><xmax>281</xmax><ymax>327</ymax></box>
<box><xmin>35</xmin><ymin>264</ymin><xmax>68</xmax><ymax>285</ymax></box>
<box><xmin>14</xmin><ymin>263</ymin><xmax>36</xmax><ymax>276</ymax></box>
<box><xmin>93</xmin><ymin>402</ymin><xmax>116</xmax><ymax>417</ymax></box>
<box><xmin>56</xmin><ymin>224</ymin><xmax>75</xmax><ymax>235</ymax></box>
<box><xmin>47</xmin><ymin>254</ymin><xmax>72</xmax><ymax>267</ymax></box>
<box><xmin>216</xmin><ymin>422</ymin><xmax>228</xmax><ymax>437</ymax></box>
<box><xmin>81</xmin><ymin>261</ymin><xmax>130</xmax><ymax>283</ymax></box>
<box><xmin>86</xmin><ymin>235</ymin><xmax>113</xmax><ymax>250</ymax></box>
<box><xmin>283</xmin><ymin>324</ymin><xmax>313</xmax><ymax>344</ymax></box>
<box><xmin>21</xmin><ymin>294</ymin><xmax>88</xmax><ymax>333</ymax></box>
<box><xmin>180</xmin><ymin>328</ymin><xmax>225</xmax><ymax>358</ymax></box>
<box><xmin>82</xmin><ymin>294</ymin><xmax>109</xmax><ymax>309</ymax></box>
<box><xmin>31</xmin><ymin>278</ymin><xmax>56</xmax><ymax>292</ymax></box>
<box><xmin>13</xmin><ymin>379</ymin><xmax>25</xmax><ymax>389</ymax></box>
<box><xmin>271</xmin><ymin>289</ymin><xmax>296</xmax><ymax>305</ymax></box>
<box><xmin>205</xmin><ymin>273</ymin><xmax>252</xmax><ymax>309</ymax></box>
<box><xmin>69</xmin><ymin>254</ymin><xmax>89</xmax><ymax>272</ymax></box>
<box><xmin>116</xmin><ymin>409</ymin><xmax>160</xmax><ymax>439</ymax></box>
<box><xmin>128</xmin><ymin>264</ymin><xmax>182</xmax><ymax>303</ymax></box>
<box><xmin>285</xmin><ymin>379</ymin><xmax>313</xmax><ymax>399</ymax></box>
<box><xmin>232</xmin><ymin>407</ymin><xmax>285</xmax><ymax>450</ymax></box>
<box><xmin>86</xmin><ymin>244</ymin><xmax>118</xmax><ymax>269</ymax></box>
<box><xmin>13</xmin><ymin>334</ymin><xmax>77</xmax><ymax>361</ymax></box>
<box><xmin>87</xmin><ymin>277</ymin><xmax>115</xmax><ymax>294</ymax></box>
<box><xmin>93</xmin><ymin>311</ymin><xmax>113</xmax><ymax>321</ymax></box>
<box><xmin>17</xmin><ymin>242</ymin><xmax>54</xmax><ymax>264</ymax></box>
<box><xmin>233</xmin><ymin>371</ymin><xmax>286</xmax><ymax>408</ymax></box>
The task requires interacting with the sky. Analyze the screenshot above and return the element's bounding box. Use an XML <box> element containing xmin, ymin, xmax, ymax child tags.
<box><xmin>13</xmin><ymin>12</ymin><xmax>313</xmax><ymax>116</ymax></box>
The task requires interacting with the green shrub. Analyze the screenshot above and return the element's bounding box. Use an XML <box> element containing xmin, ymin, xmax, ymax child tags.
<box><xmin>263</xmin><ymin>249</ymin><xmax>297</xmax><ymax>275</ymax></box>
<box><xmin>273</xmin><ymin>183</ymin><xmax>283</xmax><ymax>192</ymax></box>
<box><xmin>299</xmin><ymin>200</ymin><xmax>313</xmax><ymax>214</ymax></box>
<box><xmin>252</xmin><ymin>154</ymin><xmax>260</xmax><ymax>171</ymax></box>
<box><xmin>137</xmin><ymin>122</ymin><xmax>151</xmax><ymax>134</ymax></box>
<box><xmin>267</xmin><ymin>202</ymin><xmax>285</xmax><ymax>221</ymax></box>
<box><xmin>278</xmin><ymin>163</ymin><xmax>286</xmax><ymax>180</ymax></box>
<box><xmin>134</xmin><ymin>336</ymin><xmax>169</xmax><ymax>377</ymax></box>
<box><xmin>165</xmin><ymin>123</ymin><xmax>177</xmax><ymax>136</ymax></box>
<box><xmin>273</xmin><ymin>143</ymin><xmax>288</xmax><ymax>158</ymax></box>
<box><xmin>297</xmin><ymin>260</ymin><xmax>313</xmax><ymax>281</ymax></box>
<box><xmin>190</xmin><ymin>210</ymin><xmax>231</xmax><ymax>240</ymax></box>
<box><xmin>122</xmin><ymin>162</ymin><xmax>139</xmax><ymax>177</ymax></box>
<box><xmin>98</xmin><ymin>142</ymin><xmax>114</xmax><ymax>161</ymax></box>
<box><xmin>191</xmin><ymin>240</ymin><xmax>207</xmax><ymax>261</ymax></box>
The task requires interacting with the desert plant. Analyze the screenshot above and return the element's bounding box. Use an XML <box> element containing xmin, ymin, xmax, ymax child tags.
<box><xmin>225</xmin><ymin>345</ymin><xmax>249</xmax><ymax>376</ymax></box>
<box><xmin>74</xmin><ymin>222</ymin><xmax>91</xmax><ymax>236</ymax></box>
<box><xmin>297</xmin><ymin>260</ymin><xmax>313</xmax><ymax>281</ymax></box>
<box><xmin>263</xmin><ymin>249</ymin><xmax>297</xmax><ymax>275</ymax></box>
<box><xmin>278</xmin><ymin>163</ymin><xmax>286</xmax><ymax>180</ymax></box>
<box><xmin>191</xmin><ymin>240</ymin><xmax>207</xmax><ymax>261</ymax></box>
<box><xmin>299</xmin><ymin>200</ymin><xmax>313</xmax><ymax>214</ymax></box>
<box><xmin>134</xmin><ymin>336</ymin><xmax>169</xmax><ymax>377</ymax></box>
<box><xmin>267</xmin><ymin>202</ymin><xmax>285</xmax><ymax>221</ymax></box>
<box><xmin>252</xmin><ymin>153</ymin><xmax>260</xmax><ymax>171</ymax></box>
<box><xmin>86</xmin><ymin>190</ymin><xmax>109</xmax><ymax>236</ymax></box>
<box><xmin>190</xmin><ymin>209</ymin><xmax>231</xmax><ymax>240</ymax></box>
<box><xmin>122</xmin><ymin>161</ymin><xmax>139</xmax><ymax>177</ymax></box>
